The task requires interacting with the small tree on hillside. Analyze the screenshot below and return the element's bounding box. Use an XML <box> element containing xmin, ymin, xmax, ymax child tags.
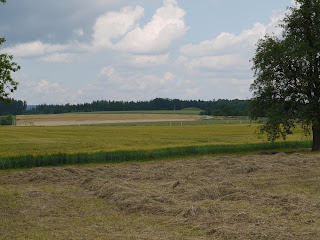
<box><xmin>0</xmin><ymin>0</ymin><xmax>20</xmax><ymax>102</ymax></box>
<box><xmin>250</xmin><ymin>0</ymin><xmax>320</xmax><ymax>151</ymax></box>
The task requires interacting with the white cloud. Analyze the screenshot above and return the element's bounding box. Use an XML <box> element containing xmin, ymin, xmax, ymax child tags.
<box><xmin>5</xmin><ymin>0</ymin><xmax>188</xmax><ymax>61</ymax></box>
<box><xmin>91</xmin><ymin>0</ymin><xmax>188</xmax><ymax>53</ymax></box>
<box><xmin>3</xmin><ymin>41</ymin><xmax>68</xmax><ymax>57</ymax></box>
<box><xmin>7</xmin><ymin>1</ymin><xmax>290</xmax><ymax>103</ymax></box>
<box><xmin>180</xmin><ymin>13</ymin><xmax>282</xmax><ymax>58</ymax></box>
<box><xmin>13</xmin><ymin>79</ymin><xmax>68</xmax><ymax>104</ymax></box>
<box><xmin>177</xmin><ymin>11</ymin><xmax>285</xmax><ymax>74</ymax></box>
<box><xmin>114</xmin><ymin>0</ymin><xmax>188</xmax><ymax>53</ymax></box>
<box><xmin>34</xmin><ymin>79</ymin><xmax>65</xmax><ymax>94</ymax></box>
<box><xmin>92</xmin><ymin>6</ymin><xmax>144</xmax><ymax>49</ymax></box>
<box><xmin>99</xmin><ymin>65</ymin><xmax>123</xmax><ymax>83</ymax></box>
<box><xmin>122</xmin><ymin>53</ymin><xmax>170</xmax><ymax>67</ymax></box>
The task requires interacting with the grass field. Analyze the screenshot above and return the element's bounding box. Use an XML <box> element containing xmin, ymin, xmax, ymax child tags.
<box><xmin>1</xmin><ymin>153</ymin><xmax>320</xmax><ymax>239</ymax></box>
<box><xmin>0</xmin><ymin>124</ymin><xmax>311</xmax><ymax>159</ymax></box>
<box><xmin>1</xmin><ymin>112</ymin><xmax>318</xmax><ymax>238</ymax></box>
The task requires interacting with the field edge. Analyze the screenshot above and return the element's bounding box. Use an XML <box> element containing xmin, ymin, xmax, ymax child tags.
<box><xmin>0</xmin><ymin>141</ymin><xmax>312</xmax><ymax>170</ymax></box>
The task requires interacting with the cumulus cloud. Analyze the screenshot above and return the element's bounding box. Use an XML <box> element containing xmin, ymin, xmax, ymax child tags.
<box><xmin>171</xmin><ymin>10</ymin><xmax>288</xmax><ymax>100</ymax></box>
<box><xmin>99</xmin><ymin>65</ymin><xmax>123</xmax><ymax>83</ymax></box>
<box><xmin>2</xmin><ymin>40</ymin><xmax>86</xmax><ymax>63</ymax></box>
<box><xmin>121</xmin><ymin>53</ymin><xmax>170</xmax><ymax>68</ymax></box>
<box><xmin>5</xmin><ymin>0</ymin><xmax>188</xmax><ymax>62</ymax></box>
<box><xmin>6</xmin><ymin>1</ymin><xmax>292</xmax><ymax>103</ymax></box>
<box><xmin>177</xmin><ymin>11</ymin><xmax>285</xmax><ymax>74</ymax></box>
<box><xmin>34</xmin><ymin>79</ymin><xmax>65</xmax><ymax>94</ymax></box>
<box><xmin>2</xmin><ymin>41</ymin><xmax>68</xmax><ymax>58</ymax></box>
<box><xmin>92</xmin><ymin>6</ymin><xmax>144</xmax><ymax>49</ymax></box>
<box><xmin>180</xmin><ymin>13</ymin><xmax>282</xmax><ymax>58</ymax></box>
<box><xmin>13</xmin><ymin>79</ymin><xmax>68</xmax><ymax>104</ymax></box>
<box><xmin>114</xmin><ymin>0</ymin><xmax>189</xmax><ymax>53</ymax></box>
<box><xmin>91</xmin><ymin>0</ymin><xmax>188</xmax><ymax>53</ymax></box>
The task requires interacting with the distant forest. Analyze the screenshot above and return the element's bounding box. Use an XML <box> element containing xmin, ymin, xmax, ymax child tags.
<box><xmin>0</xmin><ymin>98</ymin><xmax>249</xmax><ymax>116</ymax></box>
<box><xmin>0</xmin><ymin>99</ymin><xmax>27</xmax><ymax>116</ymax></box>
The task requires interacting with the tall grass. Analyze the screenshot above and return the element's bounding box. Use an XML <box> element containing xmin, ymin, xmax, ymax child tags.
<box><xmin>1</xmin><ymin>124</ymin><xmax>310</xmax><ymax>159</ymax></box>
<box><xmin>0</xmin><ymin>141</ymin><xmax>312</xmax><ymax>170</ymax></box>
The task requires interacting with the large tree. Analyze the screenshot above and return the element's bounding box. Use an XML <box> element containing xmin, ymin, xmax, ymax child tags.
<box><xmin>0</xmin><ymin>0</ymin><xmax>20</xmax><ymax>102</ymax></box>
<box><xmin>250</xmin><ymin>0</ymin><xmax>320</xmax><ymax>151</ymax></box>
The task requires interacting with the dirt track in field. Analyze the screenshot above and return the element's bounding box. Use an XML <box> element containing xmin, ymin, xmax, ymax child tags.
<box><xmin>16</xmin><ymin>114</ymin><xmax>201</xmax><ymax>126</ymax></box>
<box><xmin>1</xmin><ymin>153</ymin><xmax>320</xmax><ymax>239</ymax></box>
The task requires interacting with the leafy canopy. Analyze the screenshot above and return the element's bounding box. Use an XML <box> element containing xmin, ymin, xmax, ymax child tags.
<box><xmin>250</xmin><ymin>0</ymin><xmax>320</xmax><ymax>143</ymax></box>
<box><xmin>0</xmin><ymin>0</ymin><xmax>20</xmax><ymax>102</ymax></box>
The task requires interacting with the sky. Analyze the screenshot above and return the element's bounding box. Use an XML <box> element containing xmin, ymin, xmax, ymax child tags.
<box><xmin>0</xmin><ymin>0</ymin><xmax>295</xmax><ymax>104</ymax></box>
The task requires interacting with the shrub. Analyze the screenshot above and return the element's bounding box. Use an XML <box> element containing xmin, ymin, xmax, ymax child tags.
<box><xmin>0</xmin><ymin>115</ymin><xmax>14</xmax><ymax>125</ymax></box>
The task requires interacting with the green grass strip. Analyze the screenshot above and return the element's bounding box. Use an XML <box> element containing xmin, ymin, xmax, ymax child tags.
<box><xmin>0</xmin><ymin>141</ymin><xmax>312</xmax><ymax>170</ymax></box>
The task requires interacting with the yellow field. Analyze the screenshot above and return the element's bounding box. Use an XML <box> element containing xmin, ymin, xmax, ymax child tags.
<box><xmin>16</xmin><ymin>113</ymin><xmax>201</xmax><ymax>126</ymax></box>
<box><xmin>0</xmin><ymin>124</ymin><xmax>310</xmax><ymax>158</ymax></box>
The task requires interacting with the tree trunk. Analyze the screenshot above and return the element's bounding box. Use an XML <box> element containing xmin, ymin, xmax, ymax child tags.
<box><xmin>312</xmin><ymin>123</ymin><xmax>320</xmax><ymax>151</ymax></box>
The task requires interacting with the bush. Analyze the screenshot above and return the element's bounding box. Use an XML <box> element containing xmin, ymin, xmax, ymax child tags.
<box><xmin>0</xmin><ymin>115</ymin><xmax>14</xmax><ymax>125</ymax></box>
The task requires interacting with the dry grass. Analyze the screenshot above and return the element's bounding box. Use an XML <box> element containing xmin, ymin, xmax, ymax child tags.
<box><xmin>1</xmin><ymin>153</ymin><xmax>320</xmax><ymax>239</ymax></box>
<box><xmin>16</xmin><ymin>113</ymin><xmax>201</xmax><ymax>126</ymax></box>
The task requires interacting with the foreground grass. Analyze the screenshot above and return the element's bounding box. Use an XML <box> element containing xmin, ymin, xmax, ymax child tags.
<box><xmin>1</xmin><ymin>153</ymin><xmax>320</xmax><ymax>239</ymax></box>
<box><xmin>0</xmin><ymin>124</ymin><xmax>310</xmax><ymax>158</ymax></box>
<box><xmin>0</xmin><ymin>184</ymin><xmax>202</xmax><ymax>239</ymax></box>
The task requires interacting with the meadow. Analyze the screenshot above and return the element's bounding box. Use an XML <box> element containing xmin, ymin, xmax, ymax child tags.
<box><xmin>0</xmin><ymin>118</ymin><xmax>312</xmax><ymax>170</ymax></box>
<box><xmin>0</xmin><ymin>123</ymin><xmax>310</xmax><ymax>159</ymax></box>
<box><xmin>1</xmin><ymin>112</ymin><xmax>319</xmax><ymax>239</ymax></box>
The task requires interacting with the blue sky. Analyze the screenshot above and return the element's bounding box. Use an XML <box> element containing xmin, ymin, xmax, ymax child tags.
<box><xmin>0</xmin><ymin>0</ymin><xmax>294</xmax><ymax>104</ymax></box>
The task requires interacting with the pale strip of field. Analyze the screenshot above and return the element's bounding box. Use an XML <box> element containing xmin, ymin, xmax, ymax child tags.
<box><xmin>16</xmin><ymin>114</ymin><xmax>201</xmax><ymax>126</ymax></box>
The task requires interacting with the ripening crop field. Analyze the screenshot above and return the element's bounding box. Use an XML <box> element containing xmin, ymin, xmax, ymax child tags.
<box><xmin>0</xmin><ymin>123</ymin><xmax>310</xmax><ymax>158</ymax></box>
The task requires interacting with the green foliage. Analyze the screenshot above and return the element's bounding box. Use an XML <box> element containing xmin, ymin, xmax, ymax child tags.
<box><xmin>199</xmin><ymin>99</ymin><xmax>248</xmax><ymax>116</ymax></box>
<box><xmin>27</xmin><ymin>98</ymin><xmax>248</xmax><ymax>116</ymax></box>
<box><xmin>0</xmin><ymin>141</ymin><xmax>312</xmax><ymax>170</ymax></box>
<box><xmin>0</xmin><ymin>1</ymin><xmax>20</xmax><ymax>102</ymax></box>
<box><xmin>250</xmin><ymin>0</ymin><xmax>320</xmax><ymax>150</ymax></box>
<box><xmin>0</xmin><ymin>115</ymin><xmax>14</xmax><ymax>125</ymax></box>
<box><xmin>28</xmin><ymin>98</ymin><xmax>249</xmax><ymax>115</ymax></box>
<box><xmin>0</xmin><ymin>99</ymin><xmax>27</xmax><ymax>115</ymax></box>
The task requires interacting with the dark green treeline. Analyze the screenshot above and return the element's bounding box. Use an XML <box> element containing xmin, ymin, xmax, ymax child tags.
<box><xmin>25</xmin><ymin>98</ymin><xmax>249</xmax><ymax>116</ymax></box>
<box><xmin>0</xmin><ymin>99</ymin><xmax>27</xmax><ymax>116</ymax></box>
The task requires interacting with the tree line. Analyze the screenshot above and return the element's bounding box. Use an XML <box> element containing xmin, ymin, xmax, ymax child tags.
<box><xmin>25</xmin><ymin>98</ymin><xmax>249</xmax><ymax>116</ymax></box>
<box><xmin>0</xmin><ymin>98</ymin><xmax>249</xmax><ymax>116</ymax></box>
<box><xmin>0</xmin><ymin>99</ymin><xmax>27</xmax><ymax>115</ymax></box>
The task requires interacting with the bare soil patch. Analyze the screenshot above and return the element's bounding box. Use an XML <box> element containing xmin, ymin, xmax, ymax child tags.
<box><xmin>16</xmin><ymin>114</ymin><xmax>200</xmax><ymax>126</ymax></box>
<box><xmin>1</xmin><ymin>153</ymin><xmax>320</xmax><ymax>239</ymax></box>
